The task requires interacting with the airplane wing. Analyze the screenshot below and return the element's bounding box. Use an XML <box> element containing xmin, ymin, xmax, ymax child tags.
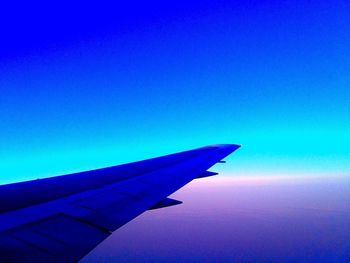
<box><xmin>0</xmin><ymin>144</ymin><xmax>240</xmax><ymax>262</ymax></box>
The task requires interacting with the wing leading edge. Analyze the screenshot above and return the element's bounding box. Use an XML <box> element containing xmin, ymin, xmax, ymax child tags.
<box><xmin>0</xmin><ymin>144</ymin><xmax>240</xmax><ymax>262</ymax></box>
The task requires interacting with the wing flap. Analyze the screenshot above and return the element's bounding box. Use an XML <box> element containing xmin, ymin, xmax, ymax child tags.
<box><xmin>0</xmin><ymin>235</ymin><xmax>55</xmax><ymax>263</ymax></box>
<box><xmin>0</xmin><ymin>214</ymin><xmax>110</xmax><ymax>262</ymax></box>
<box><xmin>149</xmin><ymin>198</ymin><xmax>182</xmax><ymax>210</ymax></box>
<box><xmin>196</xmin><ymin>171</ymin><xmax>219</xmax><ymax>179</ymax></box>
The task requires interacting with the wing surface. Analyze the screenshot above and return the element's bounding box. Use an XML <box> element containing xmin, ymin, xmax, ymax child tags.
<box><xmin>0</xmin><ymin>144</ymin><xmax>240</xmax><ymax>262</ymax></box>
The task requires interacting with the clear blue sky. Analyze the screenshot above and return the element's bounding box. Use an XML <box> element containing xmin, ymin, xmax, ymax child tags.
<box><xmin>0</xmin><ymin>1</ymin><xmax>349</xmax><ymax>184</ymax></box>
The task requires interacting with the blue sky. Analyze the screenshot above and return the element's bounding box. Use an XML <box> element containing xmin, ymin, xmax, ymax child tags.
<box><xmin>0</xmin><ymin>1</ymin><xmax>349</xmax><ymax>184</ymax></box>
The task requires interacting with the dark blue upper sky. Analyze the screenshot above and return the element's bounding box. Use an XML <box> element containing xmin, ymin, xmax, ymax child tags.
<box><xmin>0</xmin><ymin>1</ymin><xmax>349</xmax><ymax>183</ymax></box>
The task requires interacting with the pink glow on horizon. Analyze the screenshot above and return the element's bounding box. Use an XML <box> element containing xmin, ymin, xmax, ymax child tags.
<box><xmin>188</xmin><ymin>173</ymin><xmax>350</xmax><ymax>187</ymax></box>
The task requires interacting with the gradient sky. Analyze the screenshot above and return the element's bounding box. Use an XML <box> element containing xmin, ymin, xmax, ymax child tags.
<box><xmin>1</xmin><ymin>1</ymin><xmax>349</xmax><ymax>184</ymax></box>
<box><xmin>1</xmin><ymin>1</ymin><xmax>349</xmax><ymax>262</ymax></box>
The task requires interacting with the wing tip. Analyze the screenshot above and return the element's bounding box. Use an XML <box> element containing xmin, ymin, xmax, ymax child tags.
<box><xmin>200</xmin><ymin>144</ymin><xmax>241</xmax><ymax>150</ymax></box>
<box><xmin>211</xmin><ymin>144</ymin><xmax>241</xmax><ymax>151</ymax></box>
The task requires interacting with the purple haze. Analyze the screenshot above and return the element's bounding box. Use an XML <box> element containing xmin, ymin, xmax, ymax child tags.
<box><xmin>83</xmin><ymin>175</ymin><xmax>350</xmax><ymax>262</ymax></box>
